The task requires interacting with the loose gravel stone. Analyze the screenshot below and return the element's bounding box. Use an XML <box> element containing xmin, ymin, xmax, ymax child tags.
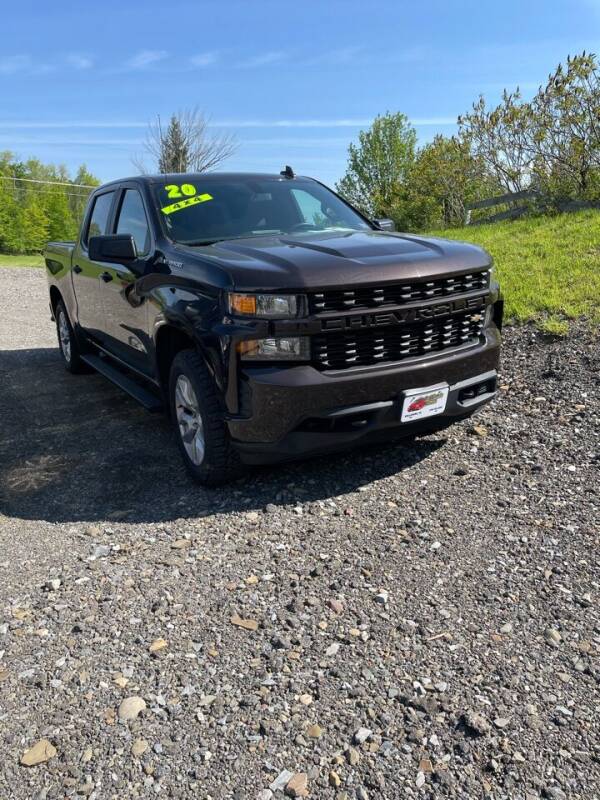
<box><xmin>329</xmin><ymin>770</ymin><xmax>341</xmax><ymax>788</ymax></box>
<box><xmin>354</xmin><ymin>727</ymin><xmax>373</xmax><ymax>744</ymax></box>
<box><xmin>131</xmin><ymin>738</ymin><xmax>149</xmax><ymax>757</ymax></box>
<box><xmin>117</xmin><ymin>696</ymin><xmax>146</xmax><ymax>721</ymax></box>
<box><xmin>270</xmin><ymin>770</ymin><xmax>295</xmax><ymax>792</ymax></box>
<box><xmin>306</xmin><ymin>723</ymin><xmax>323</xmax><ymax>739</ymax></box>
<box><xmin>20</xmin><ymin>740</ymin><xmax>57</xmax><ymax>767</ymax></box>
<box><xmin>285</xmin><ymin>773</ymin><xmax>309</xmax><ymax>797</ymax></box>
<box><xmin>461</xmin><ymin>711</ymin><xmax>492</xmax><ymax>737</ymax></box>
<box><xmin>545</xmin><ymin>627</ymin><xmax>562</xmax><ymax>646</ymax></box>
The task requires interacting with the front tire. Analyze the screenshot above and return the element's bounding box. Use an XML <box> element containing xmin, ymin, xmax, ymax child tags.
<box><xmin>169</xmin><ymin>349</ymin><xmax>243</xmax><ymax>486</ymax></box>
<box><xmin>55</xmin><ymin>300</ymin><xmax>86</xmax><ymax>374</ymax></box>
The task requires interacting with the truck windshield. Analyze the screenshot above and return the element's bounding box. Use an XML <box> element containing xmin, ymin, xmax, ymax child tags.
<box><xmin>153</xmin><ymin>176</ymin><xmax>371</xmax><ymax>245</ymax></box>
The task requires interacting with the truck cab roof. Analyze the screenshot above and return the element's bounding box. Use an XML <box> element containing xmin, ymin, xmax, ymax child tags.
<box><xmin>95</xmin><ymin>172</ymin><xmax>311</xmax><ymax>191</ymax></box>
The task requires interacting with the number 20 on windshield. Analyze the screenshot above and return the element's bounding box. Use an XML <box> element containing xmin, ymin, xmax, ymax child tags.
<box><xmin>164</xmin><ymin>184</ymin><xmax>197</xmax><ymax>199</ymax></box>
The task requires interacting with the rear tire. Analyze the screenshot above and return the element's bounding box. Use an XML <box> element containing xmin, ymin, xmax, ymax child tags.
<box><xmin>55</xmin><ymin>300</ymin><xmax>87</xmax><ymax>374</ymax></box>
<box><xmin>169</xmin><ymin>349</ymin><xmax>244</xmax><ymax>486</ymax></box>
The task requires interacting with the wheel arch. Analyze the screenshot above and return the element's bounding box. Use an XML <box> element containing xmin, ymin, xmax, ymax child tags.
<box><xmin>154</xmin><ymin>323</ymin><xmax>224</xmax><ymax>401</ymax></box>
<box><xmin>155</xmin><ymin>325</ymin><xmax>194</xmax><ymax>392</ymax></box>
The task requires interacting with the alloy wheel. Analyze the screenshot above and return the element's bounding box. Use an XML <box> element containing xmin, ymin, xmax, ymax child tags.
<box><xmin>175</xmin><ymin>374</ymin><xmax>205</xmax><ymax>465</ymax></box>
<box><xmin>58</xmin><ymin>311</ymin><xmax>71</xmax><ymax>363</ymax></box>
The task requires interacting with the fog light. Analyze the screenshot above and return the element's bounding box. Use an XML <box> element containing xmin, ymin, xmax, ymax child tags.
<box><xmin>238</xmin><ymin>337</ymin><xmax>310</xmax><ymax>361</ymax></box>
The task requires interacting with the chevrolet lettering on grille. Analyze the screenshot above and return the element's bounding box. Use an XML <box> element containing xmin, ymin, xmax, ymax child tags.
<box><xmin>321</xmin><ymin>296</ymin><xmax>486</xmax><ymax>332</ymax></box>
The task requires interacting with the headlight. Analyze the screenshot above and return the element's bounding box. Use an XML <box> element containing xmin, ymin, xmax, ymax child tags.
<box><xmin>238</xmin><ymin>337</ymin><xmax>310</xmax><ymax>361</ymax></box>
<box><xmin>488</xmin><ymin>261</ymin><xmax>498</xmax><ymax>286</ymax></box>
<box><xmin>229</xmin><ymin>292</ymin><xmax>300</xmax><ymax>318</ymax></box>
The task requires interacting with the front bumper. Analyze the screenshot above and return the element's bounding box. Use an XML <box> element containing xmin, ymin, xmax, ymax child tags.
<box><xmin>227</xmin><ymin>325</ymin><xmax>501</xmax><ymax>464</ymax></box>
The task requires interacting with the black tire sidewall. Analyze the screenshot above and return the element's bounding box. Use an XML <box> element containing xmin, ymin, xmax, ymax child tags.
<box><xmin>168</xmin><ymin>349</ymin><xmax>240</xmax><ymax>484</ymax></box>
<box><xmin>56</xmin><ymin>302</ymin><xmax>75</xmax><ymax>370</ymax></box>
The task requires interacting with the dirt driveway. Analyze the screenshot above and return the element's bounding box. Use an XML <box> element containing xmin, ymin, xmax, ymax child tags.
<box><xmin>0</xmin><ymin>267</ymin><xmax>598</xmax><ymax>800</ymax></box>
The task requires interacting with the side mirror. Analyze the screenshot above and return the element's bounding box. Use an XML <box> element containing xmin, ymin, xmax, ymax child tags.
<box><xmin>89</xmin><ymin>234</ymin><xmax>138</xmax><ymax>263</ymax></box>
<box><xmin>374</xmin><ymin>218</ymin><xmax>396</xmax><ymax>232</ymax></box>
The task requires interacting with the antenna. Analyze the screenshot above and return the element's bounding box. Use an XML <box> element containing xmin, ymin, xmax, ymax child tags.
<box><xmin>280</xmin><ymin>165</ymin><xmax>295</xmax><ymax>179</ymax></box>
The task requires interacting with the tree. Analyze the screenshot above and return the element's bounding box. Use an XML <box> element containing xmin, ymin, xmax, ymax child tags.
<box><xmin>457</xmin><ymin>51</ymin><xmax>600</xmax><ymax>206</ymax></box>
<box><xmin>71</xmin><ymin>164</ymin><xmax>100</xmax><ymax>226</ymax></box>
<box><xmin>458</xmin><ymin>89</ymin><xmax>534</xmax><ymax>195</ymax></box>
<box><xmin>134</xmin><ymin>108</ymin><xmax>238</xmax><ymax>174</ymax></box>
<box><xmin>0</xmin><ymin>180</ymin><xmax>21</xmax><ymax>253</ymax></box>
<box><xmin>526</xmin><ymin>52</ymin><xmax>600</xmax><ymax>199</ymax></box>
<box><xmin>158</xmin><ymin>116</ymin><xmax>190</xmax><ymax>173</ymax></box>
<box><xmin>18</xmin><ymin>194</ymin><xmax>49</xmax><ymax>253</ymax></box>
<box><xmin>73</xmin><ymin>164</ymin><xmax>100</xmax><ymax>188</ymax></box>
<box><xmin>44</xmin><ymin>187</ymin><xmax>76</xmax><ymax>242</ymax></box>
<box><xmin>0</xmin><ymin>153</ymin><xmax>99</xmax><ymax>253</ymax></box>
<box><xmin>409</xmin><ymin>135</ymin><xmax>497</xmax><ymax>228</ymax></box>
<box><xmin>336</xmin><ymin>112</ymin><xmax>417</xmax><ymax>224</ymax></box>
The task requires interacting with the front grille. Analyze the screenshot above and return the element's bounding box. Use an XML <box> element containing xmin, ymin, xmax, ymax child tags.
<box><xmin>312</xmin><ymin>311</ymin><xmax>484</xmax><ymax>370</ymax></box>
<box><xmin>309</xmin><ymin>271</ymin><xmax>490</xmax><ymax>314</ymax></box>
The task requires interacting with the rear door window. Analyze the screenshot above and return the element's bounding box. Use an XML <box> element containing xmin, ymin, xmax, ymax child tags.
<box><xmin>85</xmin><ymin>192</ymin><xmax>115</xmax><ymax>245</ymax></box>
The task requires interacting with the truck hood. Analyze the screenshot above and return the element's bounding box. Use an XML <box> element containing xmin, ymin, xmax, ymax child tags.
<box><xmin>176</xmin><ymin>230</ymin><xmax>491</xmax><ymax>291</ymax></box>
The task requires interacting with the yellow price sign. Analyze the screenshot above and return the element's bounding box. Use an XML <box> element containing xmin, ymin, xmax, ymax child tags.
<box><xmin>161</xmin><ymin>193</ymin><xmax>213</xmax><ymax>215</ymax></box>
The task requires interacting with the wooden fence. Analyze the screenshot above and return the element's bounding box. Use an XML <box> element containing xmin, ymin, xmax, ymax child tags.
<box><xmin>465</xmin><ymin>190</ymin><xmax>600</xmax><ymax>225</ymax></box>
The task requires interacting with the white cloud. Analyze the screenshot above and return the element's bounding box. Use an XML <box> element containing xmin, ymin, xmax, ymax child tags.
<box><xmin>0</xmin><ymin>116</ymin><xmax>457</xmax><ymax>132</ymax></box>
<box><xmin>190</xmin><ymin>51</ymin><xmax>219</xmax><ymax>67</ymax></box>
<box><xmin>66</xmin><ymin>54</ymin><xmax>94</xmax><ymax>70</ymax></box>
<box><xmin>0</xmin><ymin>55</ymin><xmax>32</xmax><ymax>74</ymax></box>
<box><xmin>306</xmin><ymin>46</ymin><xmax>364</xmax><ymax>66</ymax></box>
<box><xmin>215</xmin><ymin>118</ymin><xmax>372</xmax><ymax>128</ymax></box>
<box><xmin>0</xmin><ymin>135</ymin><xmax>143</xmax><ymax>146</ymax></box>
<box><xmin>243</xmin><ymin>137</ymin><xmax>351</xmax><ymax>147</ymax></box>
<box><xmin>239</xmin><ymin>51</ymin><xmax>287</xmax><ymax>68</ymax></box>
<box><xmin>0</xmin><ymin>120</ymin><xmax>148</xmax><ymax>128</ymax></box>
<box><xmin>126</xmin><ymin>50</ymin><xmax>168</xmax><ymax>69</ymax></box>
<box><xmin>0</xmin><ymin>54</ymin><xmax>55</xmax><ymax>75</ymax></box>
<box><xmin>215</xmin><ymin>117</ymin><xmax>457</xmax><ymax>128</ymax></box>
<box><xmin>410</xmin><ymin>117</ymin><xmax>456</xmax><ymax>126</ymax></box>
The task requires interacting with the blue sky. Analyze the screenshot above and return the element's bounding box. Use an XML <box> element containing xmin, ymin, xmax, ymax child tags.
<box><xmin>1</xmin><ymin>0</ymin><xmax>599</xmax><ymax>186</ymax></box>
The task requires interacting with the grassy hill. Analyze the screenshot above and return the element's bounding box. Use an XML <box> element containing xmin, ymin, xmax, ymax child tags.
<box><xmin>428</xmin><ymin>209</ymin><xmax>600</xmax><ymax>333</ymax></box>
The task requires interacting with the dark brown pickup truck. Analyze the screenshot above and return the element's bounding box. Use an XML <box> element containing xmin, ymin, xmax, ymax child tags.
<box><xmin>45</xmin><ymin>169</ymin><xmax>503</xmax><ymax>485</ymax></box>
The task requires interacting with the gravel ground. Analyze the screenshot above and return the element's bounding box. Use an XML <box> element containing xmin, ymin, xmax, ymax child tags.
<box><xmin>0</xmin><ymin>266</ymin><xmax>598</xmax><ymax>800</ymax></box>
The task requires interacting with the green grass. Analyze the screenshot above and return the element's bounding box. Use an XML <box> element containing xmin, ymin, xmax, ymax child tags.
<box><xmin>428</xmin><ymin>209</ymin><xmax>600</xmax><ymax>333</ymax></box>
<box><xmin>0</xmin><ymin>253</ymin><xmax>44</xmax><ymax>267</ymax></box>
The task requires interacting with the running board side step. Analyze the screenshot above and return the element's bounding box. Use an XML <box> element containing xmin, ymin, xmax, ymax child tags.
<box><xmin>81</xmin><ymin>354</ymin><xmax>164</xmax><ymax>412</ymax></box>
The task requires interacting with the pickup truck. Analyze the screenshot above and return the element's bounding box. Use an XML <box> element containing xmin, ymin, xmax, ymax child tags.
<box><xmin>45</xmin><ymin>169</ymin><xmax>503</xmax><ymax>485</ymax></box>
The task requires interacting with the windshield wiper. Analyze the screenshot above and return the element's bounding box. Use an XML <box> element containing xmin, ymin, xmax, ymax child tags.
<box><xmin>183</xmin><ymin>232</ymin><xmax>282</xmax><ymax>246</ymax></box>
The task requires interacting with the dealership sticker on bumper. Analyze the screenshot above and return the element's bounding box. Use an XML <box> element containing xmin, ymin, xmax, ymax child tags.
<box><xmin>401</xmin><ymin>385</ymin><xmax>449</xmax><ymax>423</ymax></box>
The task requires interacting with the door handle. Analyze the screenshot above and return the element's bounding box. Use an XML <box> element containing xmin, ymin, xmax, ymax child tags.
<box><xmin>99</xmin><ymin>272</ymin><xmax>113</xmax><ymax>283</ymax></box>
<box><xmin>73</xmin><ymin>265</ymin><xmax>82</xmax><ymax>274</ymax></box>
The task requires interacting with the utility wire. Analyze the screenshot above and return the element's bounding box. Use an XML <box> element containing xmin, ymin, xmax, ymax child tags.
<box><xmin>0</xmin><ymin>175</ymin><xmax>96</xmax><ymax>189</ymax></box>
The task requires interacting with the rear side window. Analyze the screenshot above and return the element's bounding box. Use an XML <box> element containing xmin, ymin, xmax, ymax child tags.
<box><xmin>115</xmin><ymin>189</ymin><xmax>150</xmax><ymax>255</ymax></box>
<box><xmin>85</xmin><ymin>192</ymin><xmax>115</xmax><ymax>245</ymax></box>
